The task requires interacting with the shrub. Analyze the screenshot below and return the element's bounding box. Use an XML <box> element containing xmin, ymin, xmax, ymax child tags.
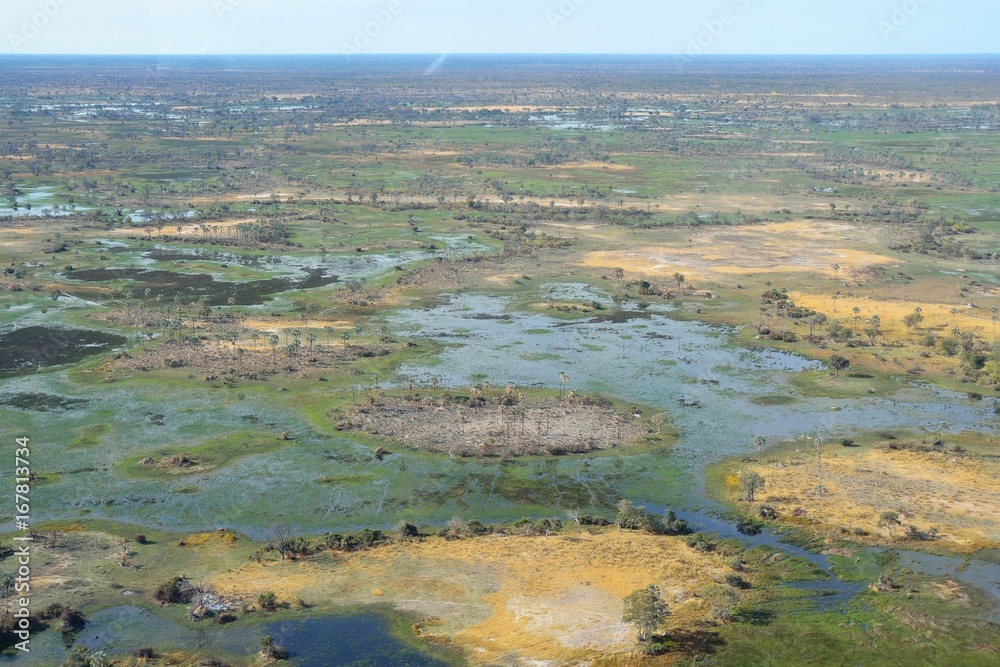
<box><xmin>736</xmin><ymin>518</ymin><xmax>765</xmax><ymax>536</ymax></box>
<box><xmin>133</xmin><ymin>534</ymin><xmax>148</xmax><ymax>545</ymax></box>
<box><xmin>257</xmin><ymin>591</ymin><xmax>278</xmax><ymax>611</ymax></box>
<box><xmin>396</xmin><ymin>522</ymin><xmax>419</xmax><ymax>538</ymax></box>
<box><xmin>466</xmin><ymin>519</ymin><xmax>491</xmax><ymax>536</ymax></box>
<box><xmin>533</xmin><ymin>518</ymin><xmax>563</xmax><ymax>535</ymax></box>
<box><xmin>685</xmin><ymin>534</ymin><xmax>715</xmax><ymax>552</ymax></box>
<box><xmin>154</xmin><ymin>577</ymin><xmax>195</xmax><ymax>604</ymax></box>
<box><xmin>578</xmin><ymin>515</ymin><xmax>611</xmax><ymax>526</ymax></box>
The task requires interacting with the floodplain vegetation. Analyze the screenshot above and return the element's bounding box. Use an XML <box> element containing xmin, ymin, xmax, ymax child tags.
<box><xmin>0</xmin><ymin>55</ymin><xmax>998</xmax><ymax>664</ymax></box>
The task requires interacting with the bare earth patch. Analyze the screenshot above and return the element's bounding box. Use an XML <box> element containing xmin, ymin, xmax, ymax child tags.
<box><xmin>332</xmin><ymin>394</ymin><xmax>656</xmax><ymax>457</ymax></box>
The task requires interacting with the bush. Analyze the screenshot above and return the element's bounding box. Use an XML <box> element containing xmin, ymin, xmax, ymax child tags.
<box><xmin>534</xmin><ymin>518</ymin><xmax>563</xmax><ymax>535</ymax></box>
<box><xmin>512</xmin><ymin>517</ymin><xmax>537</xmax><ymax>535</ymax></box>
<box><xmin>578</xmin><ymin>515</ymin><xmax>611</xmax><ymax>526</ymax></box>
<box><xmin>133</xmin><ymin>534</ymin><xmax>148</xmax><ymax>545</ymax></box>
<box><xmin>757</xmin><ymin>505</ymin><xmax>778</xmax><ymax>520</ymax></box>
<box><xmin>466</xmin><ymin>519</ymin><xmax>491</xmax><ymax>536</ymax></box>
<box><xmin>59</xmin><ymin>607</ymin><xmax>86</xmax><ymax>633</ymax></box>
<box><xmin>132</xmin><ymin>647</ymin><xmax>156</xmax><ymax>659</ymax></box>
<box><xmin>685</xmin><ymin>534</ymin><xmax>715</xmax><ymax>552</ymax></box>
<box><xmin>662</xmin><ymin>511</ymin><xmax>691</xmax><ymax>535</ymax></box>
<box><xmin>257</xmin><ymin>591</ymin><xmax>278</xmax><ymax>611</ymax></box>
<box><xmin>396</xmin><ymin>522</ymin><xmax>419</xmax><ymax>538</ymax></box>
<box><xmin>735</xmin><ymin>517</ymin><xmax>765</xmax><ymax>536</ymax></box>
<box><xmin>724</xmin><ymin>573</ymin><xmax>748</xmax><ymax>589</ymax></box>
<box><xmin>154</xmin><ymin>577</ymin><xmax>195</xmax><ymax>604</ymax></box>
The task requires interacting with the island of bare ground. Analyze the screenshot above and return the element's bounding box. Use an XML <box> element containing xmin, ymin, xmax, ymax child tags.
<box><xmin>329</xmin><ymin>389</ymin><xmax>665</xmax><ymax>457</ymax></box>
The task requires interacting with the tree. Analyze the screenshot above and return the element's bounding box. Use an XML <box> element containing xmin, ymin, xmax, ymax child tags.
<box><xmin>265</xmin><ymin>523</ymin><xmax>294</xmax><ymax>560</ymax></box>
<box><xmin>622</xmin><ymin>584</ymin><xmax>670</xmax><ymax>642</ymax></box>
<box><xmin>903</xmin><ymin>311</ymin><xmax>923</xmax><ymax>331</ymax></box>
<box><xmin>557</xmin><ymin>371</ymin><xmax>568</xmax><ymax>399</ymax></box>
<box><xmin>739</xmin><ymin>470</ymin><xmax>765</xmax><ymax>502</ymax></box>
<box><xmin>852</xmin><ymin>306</ymin><xmax>861</xmax><ymax>333</ymax></box>
<box><xmin>616</xmin><ymin>499</ymin><xmax>646</xmax><ymax>531</ymax></box>
<box><xmin>806</xmin><ymin>313</ymin><xmax>828</xmax><ymax>336</ymax></box>
<box><xmin>673</xmin><ymin>272</ymin><xmax>685</xmax><ymax>289</ymax></box>
<box><xmin>752</xmin><ymin>434</ymin><xmax>766</xmax><ymax>454</ymax></box>
<box><xmin>828</xmin><ymin>354</ymin><xmax>851</xmax><ymax>375</ymax></box>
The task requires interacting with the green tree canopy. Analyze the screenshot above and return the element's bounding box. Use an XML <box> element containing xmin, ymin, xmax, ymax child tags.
<box><xmin>622</xmin><ymin>584</ymin><xmax>670</xmax><ymax>642</ymax></box>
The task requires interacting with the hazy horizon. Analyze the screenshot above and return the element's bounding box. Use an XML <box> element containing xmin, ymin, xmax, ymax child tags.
<box><xmin>3</xmin><ymin>1</ymin><xmax>998</xmax><ymax>56</ymax></box>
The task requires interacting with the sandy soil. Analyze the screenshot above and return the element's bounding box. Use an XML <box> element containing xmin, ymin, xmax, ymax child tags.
<box><xmin>333</xmin><ymin>395</ymin><xmax>654</xmax><ymax>457</ymax></box>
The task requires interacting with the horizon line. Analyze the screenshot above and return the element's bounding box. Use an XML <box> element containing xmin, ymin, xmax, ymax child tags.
<box><xmin>3</xmin><ymin>52</ymin><xmax>1000</xmax><ymax>57</ymax></box>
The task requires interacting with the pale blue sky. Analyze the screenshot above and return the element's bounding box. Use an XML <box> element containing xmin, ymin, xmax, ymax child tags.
<box><xmin>2</xmin><ymin>0</ymin><xmax>997</xmax><ymax>55</ymax></box>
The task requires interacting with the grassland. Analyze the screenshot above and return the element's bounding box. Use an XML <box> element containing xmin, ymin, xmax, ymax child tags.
<box><xmin>1</xmin><ymin>56</ymin><xmax>999</xmax><ymax>664</ymax></box>
<box><xmin>710</xmin><ymin>432</ymin><xmax>1000</xmax><ymax>556</ymax></box>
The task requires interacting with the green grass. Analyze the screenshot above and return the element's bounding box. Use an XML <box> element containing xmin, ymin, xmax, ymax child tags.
<box><xmin>118</xmin><ymin>430</ymin><xmax>290</xmax><ymax>479</ymax></box>
<box><xmin>71</xmin><ymin>423</ymin><xmax>109</xmax><ymax>448</ymax></box>
<box><xmin>788</xmin><ymin>370</ymin><xmax>900</xmax><ymax>399</ymax></box>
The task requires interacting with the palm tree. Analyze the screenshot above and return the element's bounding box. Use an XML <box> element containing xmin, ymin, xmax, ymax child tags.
<box><xmin>268</xmin><ymin>334</ymin><xmax>279</xmax><ymax>361</ymax></box>
<box><xmin>852</xmin><ymin>306</ymin><xmax>861</xmax><ymax>333</ymax></box>
<box><xmin>557</xmin><ymin>372</ymin><xmax>569</xmax><ymax>400</ymax></box>
<box><xmin>306</xmin><ymin>332</ymin><xmax>317</xmax><ymax>350</ymax></box>
<box><xmin>753</xmin><ymin>434</ymin><xmax>766</xmax><ymax>454</ymax></box>
<box><xmin>673</xmin><ymin>272</ymin><xmax>685</xmax><ymax>289</ymax></box>
<box><xmin>341</xmin><ymin>331</ymin><xmax>351</xmax><ymax>348</ymax></box>
<box><xmin>323</xmin><ymin>325</ymin><xmax>334</xmax><ymax>347</ymax></box>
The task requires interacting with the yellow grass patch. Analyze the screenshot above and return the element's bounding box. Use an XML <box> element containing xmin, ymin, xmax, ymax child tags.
<box><xmin>581</xmin><ymin>221</ymin><xmax>898</xmax><ymax>284</ymax></box>
<box><xmin>209</xmin><ymin>531</ymin><xmax>720</xmax><ymax>663</ymax></box>
<box><xmin>180</xmin><ymin>531</ymin><xmax>239</xmax><ymax>548</ymax></box>
<box><xmin>788</xmin><ymin>292</ymin><xmax>996</xmax><ymax>337</ymax></box>
<box><xmin>555</xmin><ymin>161</ymin><xmax>635</xmax><ymax>172</ymax></box>
<box><xmin>750</xmin><ymin>446</ymin><xmax>1000</xmax><ymax>552</ymax></box>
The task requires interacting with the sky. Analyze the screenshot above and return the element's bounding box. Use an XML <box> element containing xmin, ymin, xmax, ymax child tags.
<box><xmin>2</xmin><ymin>0</ymin><xmax>998</xmax><ymax>56</ymax></box>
